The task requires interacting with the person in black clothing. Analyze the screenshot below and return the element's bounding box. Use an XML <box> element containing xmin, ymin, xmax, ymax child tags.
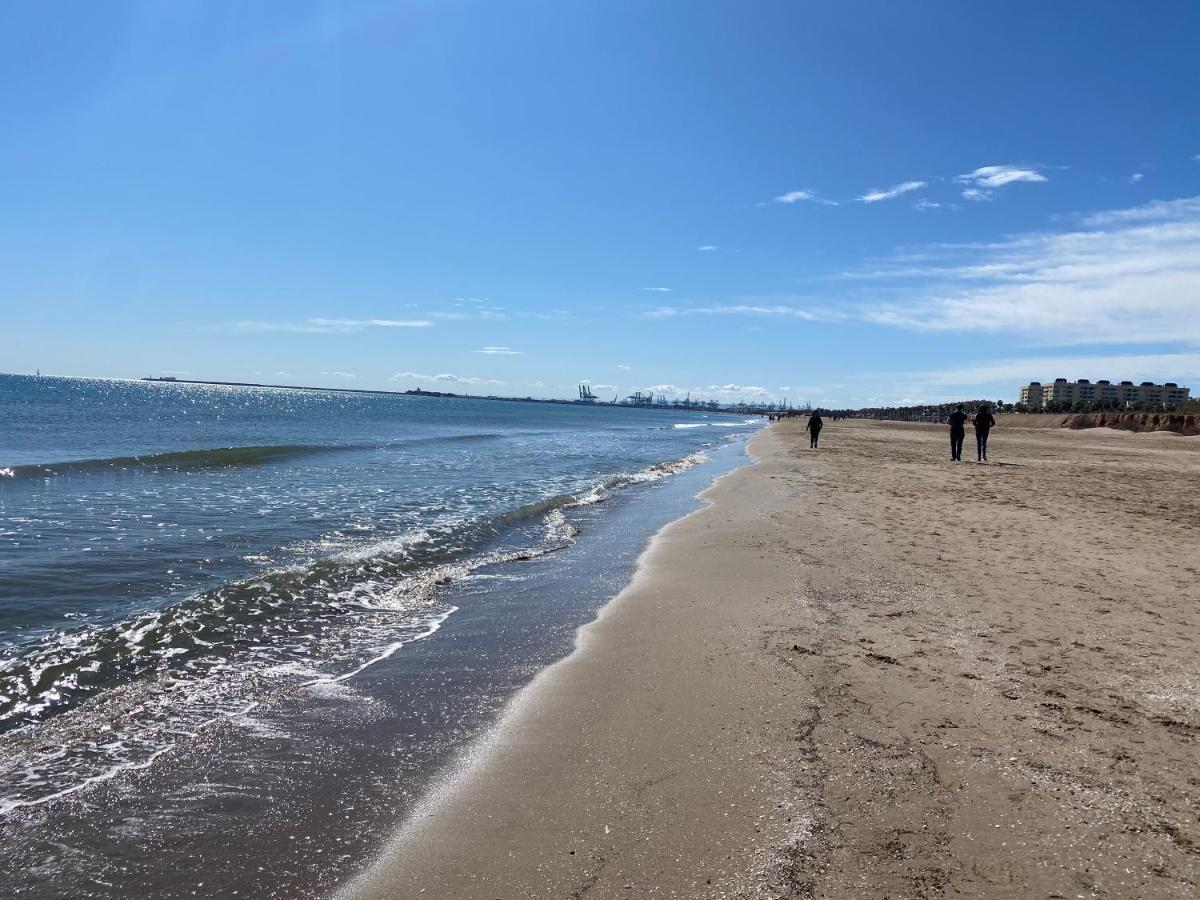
<box><xmin>807</xmin><ymin>410</ymin><xmax>823</xmax><ymax>449</ymax></box>
<box><xmin>947</xmin><ymin>404</ymin><xmax>967</xmax><ymax>461</ymax></box>
<box><xmin>973</xmin><ymin>404</ymin><xmax>996</xmax><ymax>461</ymax></box>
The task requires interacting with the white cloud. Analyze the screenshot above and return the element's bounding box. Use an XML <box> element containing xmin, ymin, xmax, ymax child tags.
<box><xmin>616</xmin><ymin>364</ymin><xmax>631</xmax><ymax>370</ymax></box>
<box><xmin>900</xmin><ymin>352</ymin><xmax>1200</xmax><ymax>389</ymax></box>
<box><xmin>645</xmin><ymin>304</ymin><xmax>837</xmax><ymax>321</ymax></box>
<box><xmin>697</xmin><ymin>245</ymin><xmax>718</xmax><ymax>251</ymax></box>
<box><xmin>914</xmin><ymin>199</ymin><xmax>946</xmax><ymax>211</ymax></box>
<box><xmin>961</xmin><ymin>188</ymin><xmax>992</xmax><ymax>202</ymax></box>
<box><xmin>641</xmin><ymin>287</ymin><xmax>672</xmax><ymax>292</ymax></box>
<box><xmin>1129</xmin><ymin>172</ymin><xmax>1144</xmax><ymax>183</ymax></box>
<box><xmin>428</xmin><ymin>308</ymin><xmax>506</xmax><ymax>321</ymax></box>
<box><xmin>956</xmin><ymin>165</ymin><xmax>1047</xmax><ymax>189</ymax></box>
<box><xmin>859</xmin><ymin>180</ymin><xmax>926</xmax><ymax>203</ymax></box>
<box><xmin>1079</xmin><ymin>196</ymin><xmax>1200</xmax><ymax>227</ymax></box>
<box><xmin>526</xmin><ymin>380</ymin><xmax>546</xmax><ymax>388</ymax></box>
<box><xmin>236</xmin><ymin>318</ymin><xmax>432</xmax><ymax>334</ymax></box>
<box><xmin>320</xmin><ymin>371</ymin><xmax>357</xmax><ymax>378</ymax></box>
<box><xmin>771</xmin><ymin>190</ymin><xmax>838</xmax><ymax>206</ymax></box>
<box><xmin>389</xmin><ymin>372</ymin><xmax>505</xmax><ymax>385</ymax></box>
<box><xmin>474</xmin><ymin>346</ymin><xmax>521</xmax><ymax>355</ymax></box>
<box><xmin>703</xmin><ymin>383</ymin><xmax>771</xmax><ymax>399</ymax></box>
<box><xmin>858</xmin><ymin>195</ymin><xmax>1200</xmax><ymax>345</ymax></box>
<box><xmin>640</xmin><ymin>383</ymin><xmax>774</xmax><ymax>402</ymax></box>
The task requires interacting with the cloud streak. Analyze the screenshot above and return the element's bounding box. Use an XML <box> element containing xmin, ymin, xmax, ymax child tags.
<box><xmin>859</xmin><ymin>180</ymin><xmax>926</xmax><ymax>203</ymax></box>
<box><xmin>771</xmin><ymin>190</ymin><xmax>838</xmax><ymax>206</ymax></box>
<box><xmin>473</xmin><ymin>346</ymin><xmax>521</xmax><ymax>355</ymax></box>
<box><xmin>236</xmin><ymin>318</ymin><xmax>432</xmax><ymax>334</ymax></box>
<box><xmin>645</xmin><ymin>303</ymin><xmax>839</xmax><ymax>322</ymax></box>
<box><xmin>390</xmin><ymin>372</ymin><xmax>505</xmax><ymax>385</ymax></box>
<box><xmin>955</xmin><ymin>164</ymin><xmax>1047</xmax><ymax>201</ymax></box>
<box><xmin>857</xmin><ymin>195</ymin><xmax>1200</xmax><ymax>345</ymax></box>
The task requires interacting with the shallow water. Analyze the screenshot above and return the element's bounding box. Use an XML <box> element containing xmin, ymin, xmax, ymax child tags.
<box><xmin>0</xmin><ymin>374</ymin><xmax>757</xmax><ymax>896</ymax></box>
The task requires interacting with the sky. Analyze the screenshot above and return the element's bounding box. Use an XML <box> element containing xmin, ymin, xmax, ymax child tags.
<box><xmin>2</xmin><ymin>0</ymin><xmax>1199</xmax><ymax>407</ymax></box>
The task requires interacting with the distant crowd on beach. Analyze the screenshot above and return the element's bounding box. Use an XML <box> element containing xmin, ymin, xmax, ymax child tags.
<box><xmin>770</xmin><ymin>403</ymin><xmax>998</xmax><ymax>462</ymax></box>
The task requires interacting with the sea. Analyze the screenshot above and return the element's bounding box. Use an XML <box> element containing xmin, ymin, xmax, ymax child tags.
<box><xmin>0</xmin><ymin>374</ymin><xmax>759</xmax><ymax>899</ymax></box>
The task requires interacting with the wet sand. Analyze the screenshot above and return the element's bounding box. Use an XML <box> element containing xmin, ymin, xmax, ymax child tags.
<box><xmin>340</xmin><ymin>419</ymin><xmax>1200</xmax><ymax>899</ymax></box>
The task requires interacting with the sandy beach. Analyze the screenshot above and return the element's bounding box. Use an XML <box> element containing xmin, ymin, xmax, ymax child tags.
<box><xmin>340</xmin><ymin>418</ymin><xmax>1200</xmax><ymax>899</ymax></box>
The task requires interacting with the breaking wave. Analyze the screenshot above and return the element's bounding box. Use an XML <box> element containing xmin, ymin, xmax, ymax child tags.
<box><xmin>0</xmin><ymin>449</ymin><xmax>708</xmax><ymax>813</ymax></box>
<box><xmin>0</xmin><ymin>444</ymin><xmax>349</xmax><ymax>478</ymax></box>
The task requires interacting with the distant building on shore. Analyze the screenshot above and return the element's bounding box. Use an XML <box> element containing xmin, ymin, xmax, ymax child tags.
<box><xmin>1020</xmin><ymin>378</ymin><xmax>1190</xmax><ymax>411</ymax></box>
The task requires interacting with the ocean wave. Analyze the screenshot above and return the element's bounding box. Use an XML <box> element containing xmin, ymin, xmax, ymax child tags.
<box><xmin>0</xmin><ymin>447</ymin><xmax>712</xmax><ymax>813</ymax></box>
<box><xmin>0</xmin><ymin>444</ymin><xmax>350</xmax><ymax>478</ymax></box>
<box><xmin>672</xmin><ymin>418</ymin><xmax>761</xmax><ymax>429</ymax></box>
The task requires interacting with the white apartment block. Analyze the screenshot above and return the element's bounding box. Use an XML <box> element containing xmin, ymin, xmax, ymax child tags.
<box><xmin>1020</xmin><ymin>379</ymin><xmax>1190</xmax><ymax>410</ymax></box>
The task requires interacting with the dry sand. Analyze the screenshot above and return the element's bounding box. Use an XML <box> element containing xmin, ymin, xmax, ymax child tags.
<box><xmin>340</xmin><ymin>419</ymin><xmax>1199</xmax><ymax>899</ymax></box>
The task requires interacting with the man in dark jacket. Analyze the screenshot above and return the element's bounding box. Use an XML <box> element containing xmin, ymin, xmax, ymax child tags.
<box><xmin>807</xmin><ymin>411</ymin><xmax>823</xmax><ymax>449</ymax></box>
<box><xmin>973</xmin><ymin>405</ymin><xmax>997</xmax><ymax>461</ymax></box>
<box><xmin>947</xmin><ymin>405</ymin><xmax>967</xmax><ymax>461</ymax></box>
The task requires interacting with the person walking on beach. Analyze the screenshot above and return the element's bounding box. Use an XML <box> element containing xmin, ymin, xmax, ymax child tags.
<box><xmin>947</xmin><ymin>404</ymin><xmax>967</xmax><ymax>461</ymax></box>
<box><xmin>973</xmin><ymin>404</ymin><xmax>996</xmax><ymax>462</ymax></box>
<box><xmin>807</xmin><ymin>410</ymin><xmax>823</xmax><ymax>449</ymax></box>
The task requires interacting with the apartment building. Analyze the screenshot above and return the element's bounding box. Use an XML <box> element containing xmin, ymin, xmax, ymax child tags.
<box><xmin>1019</xmin><ymin>379</ymin><xmax>1191</xmax><ymax>410</ymax></box>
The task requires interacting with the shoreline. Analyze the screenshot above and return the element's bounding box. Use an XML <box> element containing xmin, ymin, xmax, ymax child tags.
<box><xmin>337</xmin><ymin>427</ymin><xmax>782</xmax><ymax>900</ymax></box>
<box><xmin>338</xmin><ymin>419</ymin><xmax>1199</xmax><ymax>898</ymax></box>
<box><xmin>0</xmin><ymin>429</ymin><xmax>757</xmax><ymax>900</ymax></box>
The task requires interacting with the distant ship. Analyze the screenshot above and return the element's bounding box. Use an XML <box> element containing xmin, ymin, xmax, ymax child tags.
<box><xmin>143</xmin><ymin>375</ymin><xmax>178</xmax><ymax>382</ymax></box>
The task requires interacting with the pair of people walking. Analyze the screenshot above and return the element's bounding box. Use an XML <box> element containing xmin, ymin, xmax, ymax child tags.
<box><xmin>947</xmin><ymin>404</ymin><xmax>995</xmax><ymax>462</ymax></box>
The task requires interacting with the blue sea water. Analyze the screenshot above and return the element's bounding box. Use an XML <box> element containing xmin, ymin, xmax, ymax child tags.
<box><xmin>0</xmin><ymin>374</ymin><xmax>757</xmax><ymax>825</ymax></box>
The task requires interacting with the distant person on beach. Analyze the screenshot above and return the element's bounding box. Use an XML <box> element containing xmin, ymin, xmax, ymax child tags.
<box><xmin>973</xmin><ymin>404</ymin><xmax>996</xmax><ymax>462</ymax></box>
<box><xmin>948</xmin><ymin>404</ymin><xmax>967</xmax><ymax>461</ymax></box>
<box><xmin>807</xmin><ymin>410</ymin><xmax>823</xmax><ymax>449</ymax></box>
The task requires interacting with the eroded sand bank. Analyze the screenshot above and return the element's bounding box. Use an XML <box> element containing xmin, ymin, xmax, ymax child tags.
<box><xmin>340</xmin><ymin>419</ymin><xmax>1199</xmax><ymax>899</ymax></box>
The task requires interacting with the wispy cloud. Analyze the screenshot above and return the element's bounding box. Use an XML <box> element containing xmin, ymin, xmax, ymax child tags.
<box><xmin>961</xmin><ymin>188</ymin><xmax>992</xmax><ymax>202</ymax></box>
<box><xmin>859</xmin><ymin>180</ymin><xmax>926</xmax><ymax>203</ymax></box>
<box><xmin>236</xmin><ymin>318</ymin><xmax>432</xmax><ymax>334</ymax></box>
<box><xmin>957</xmin><ymin>165</ymin><xmax>1047</xmax><ymax>188</ymax></box>
<box><xmin>320</xmin><ymin>371</ymin><xmax>357</xmax><ymax>378</ymax></box>
<box><xmin>858</xmin><ymin>195</ymin><xmax>1200</xmax><ymax>345</ymax></box>
<box><xmin>616</xmin><ymin>364</ymin><xmax>631</xmax><ymax>370</ymax></box>
<box><xmin>389</xmin><ymin>372</ymin><xmax>505</xmax><ymax>385</ymax></box>
<box><xmin>955</xmin><ymin>164</ymin><xmax>1047</xmax><ymax>201</ymax></box>
<box><xmin>641</xmin><ymin>287</ymin><xmax>672</xmax><ymax>292</ymax></box>
<box><xmin>899</xmin><ymin>352</ymin><xmax>1200</xmax><ymax>389</ymax></box>
<box><xmin>645</xmin><ymin>303</ymin><xmax>838</xmax><ymax>321</ymax></box>
<box><xmin>771</xmin><ymin>190</ymin><xmax>838</xmax><ymax>206</ymax></box>
<box><xmin>697</xmin><ymin>245</ymin><xmax>718</xmax><ymax>251</ymax></box>
<box><xmin>474</xmin><ymin>346</ymin><xmax>521</xmax><ymax>355</ymax></box>
<box><xmin>913</xmin><ymin>199</ymin><xmax>947</xmax><ymax>211</ymax></box>
<box><xmin>642</xmin><ymin>382</ymin><xmax>774</xmax><ymax>401</ymax></box>
<box><xmin>1129</xmin><ymin>172</ymin><xmax>1145</xmax><ymax>184</ymax></box>
<box><xmin>427</xmin><ymin>307</ymin><xmax>506</xmax><ymax>321</ymax></box>
<box><xmin>1079</xmin><ymin>196</ymin><xmax>1200</xmax><ymax>227</ymax></box>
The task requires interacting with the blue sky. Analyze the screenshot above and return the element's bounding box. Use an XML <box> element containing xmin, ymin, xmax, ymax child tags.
<box><xmin>2</xmin><ymin>0</ymin><xmax>1198</xmax><ymax>406</ymax></box>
